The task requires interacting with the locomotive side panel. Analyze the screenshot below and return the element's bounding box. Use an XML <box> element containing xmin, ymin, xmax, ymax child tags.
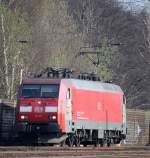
<box><xmin>62</xmin><ymin>79</ymin><xmax>126</xmax><ymax>144</ymax></box>
<box><xmin>72</xmin><ymin>89</ymin><xmax>106</xmax><ymax>122</ymax></box>
<box><xmin>72</xmin><ymin>89</ymin><xmax>123</xmax><ymax>130</ymax></box>
<box><xmin>103</xmin><ymin>92</ymin><xmax>123</xmax><ymax>130</ymax></box>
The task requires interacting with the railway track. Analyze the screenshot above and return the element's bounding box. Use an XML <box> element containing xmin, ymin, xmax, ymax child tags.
<box><xmin>0</xmin><ymin>146</ymin><xmax>150</xmax><ymax>158</ymax></box>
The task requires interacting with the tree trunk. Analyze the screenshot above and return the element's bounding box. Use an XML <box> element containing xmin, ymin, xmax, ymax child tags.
<box><xmin>1</xmin><ymin>14</ymin><xmax>10</xmax><ymax>98</ymax></box>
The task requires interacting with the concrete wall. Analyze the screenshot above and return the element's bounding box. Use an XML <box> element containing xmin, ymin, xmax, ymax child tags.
<box><xmin>0</xmin><ymin>99</ymin><xmax>15</xmax><ymax>144</ymax></box>
<box><xmin>126</xmin><ymin>109</ymin><xmax>150</xmax><ymax>145</ymax></box>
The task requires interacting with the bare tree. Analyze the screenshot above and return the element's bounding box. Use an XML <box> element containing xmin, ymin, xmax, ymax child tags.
<box><xmin>143</xmin><ymin>12</ymin><xmax>150</xmax><ymax>55</ymax></box>
<box><xmin>1</xmin><ymin>13</ymin><xmax>9</xmax><ymax>97</ymax></box>
<box><xmin>0</xmin><ymin>4</ymin><xmax>31</xmax><ymax>99</ymax></box>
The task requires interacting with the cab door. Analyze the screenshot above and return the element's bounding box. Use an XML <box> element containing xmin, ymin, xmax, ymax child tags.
<box><xmin>122</xmin><ymin>95</ymin><xmax>127</xmax><ymax>135</ymax></box>
<box><xmin>65</xmin><ymin>88</ymin><xmax>73</xmax><ymax>133</ymax></box>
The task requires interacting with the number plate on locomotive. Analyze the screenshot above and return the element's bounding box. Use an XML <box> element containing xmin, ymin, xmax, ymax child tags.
<box><xmin>34</xmin><ymin>106</ymin><xmax>43</xmax><ymax>113</ymax></box>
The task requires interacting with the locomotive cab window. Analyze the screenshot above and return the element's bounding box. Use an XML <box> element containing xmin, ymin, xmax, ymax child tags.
<box><xmin>22</xmin><ymin>85</ymin><xmax>41</xmax><ymax>98</ymax></box>
<box><xmin>123</xmin><ymin>95</ymin><xmax>126</xmax><ymax>105</ymax></box>
<box><xmin>21</xmin><ymin>84</ymin><xmax>59</xmax><ymax>98</ymax></box>
<box><xmin>41</xmin><ymin>85</ymin><xmax>59</xmax><ymax>98</ymax></box>
<box><xmin>66</xmin><ymin>88</ymin><xmax>71</xmax><ymax>99</ymax></box>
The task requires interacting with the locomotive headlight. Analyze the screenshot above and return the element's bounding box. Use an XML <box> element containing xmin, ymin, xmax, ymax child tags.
<box><xmin>21</xmin><ymin>115</ymin><xmax>25</xmax><ymax>119</ymax></box>
<box><xmin>52</xmin><ymin>115</ymin><xmax>56</xmax><ymax>120</ymax></box>
<box><xmin>49</xmin><ymin>115</ymin><xmax>56</xmax><ymax>120</ymax></box>
<box><xmin>20</xmin><ymin>115</ymin><xmax>28</xmax><ymax>120</ymax></box>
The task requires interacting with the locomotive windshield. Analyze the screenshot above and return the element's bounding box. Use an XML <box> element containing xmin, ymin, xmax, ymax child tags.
<box><xmin>21</xmin><ymin>84</ymin><xmax>59</xmax><ymax>98</ymax></box>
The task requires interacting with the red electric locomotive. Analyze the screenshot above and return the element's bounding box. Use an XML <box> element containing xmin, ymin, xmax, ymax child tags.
<box><xmin>16</xmin><ymin>68</ymin><xmax>126</xmax><ymax>146</ymax></box>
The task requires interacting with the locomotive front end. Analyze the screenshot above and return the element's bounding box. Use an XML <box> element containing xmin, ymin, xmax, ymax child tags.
<box><xmin>16</xmin><ymin>79</ymin><xmax>61</xmax><ymax>139</ymax></box>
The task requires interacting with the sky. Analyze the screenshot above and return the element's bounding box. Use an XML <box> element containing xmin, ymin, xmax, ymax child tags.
<box><xmin>117</xmin><ymin>0</ymin><xmax>150</xmax><ymax>12</ymax></box>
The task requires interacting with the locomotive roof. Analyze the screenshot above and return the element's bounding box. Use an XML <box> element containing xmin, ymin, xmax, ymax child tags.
<box><xmin>22</xmin><ymin>78</ymin><xmax>123</xmax><ymax>94</ymax></box>
<box><xmin>22</xmin><ymin>78</ymin><xmax>61</xmax><ymax>84</ymax></box>
<box><xmin>62</xmin><ymin>79</ymin><xmax>123</xmax><ymax>94</ymax></box>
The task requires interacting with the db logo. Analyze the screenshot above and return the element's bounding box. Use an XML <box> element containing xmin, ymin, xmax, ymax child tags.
<box><xmin>97</xmin><ymin>102</ymin><xmax>102</xmax><ymax>111</ymax></box>
<box><xmin>34</xmin><ymin>106</ymin><xmax>43</xmax><ymax>113</ymax></box>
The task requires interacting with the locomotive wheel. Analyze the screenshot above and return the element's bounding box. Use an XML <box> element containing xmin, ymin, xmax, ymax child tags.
<box><xmin>107</xmin><ymin>139</ymin><xmax>111</xmax><ymax>147</ymax></box>
<box><xmin>94</xmin><ymin>139</ymin><xmax>99</xmax><ymax>147</ymax></box>
<box><xmin>83</xmin><ymin>142</ymin><xmax>87</xmax><ymax>147</ymax></box>
<box><xmin>66</xmin><ymin>135</ymin><xmax>74</xmax><ymax>147</ymax></box>
<box><xmin>48</xmin><ymin>143</ymin><xmax>54</xmax><ymax>146</ymax></box>
<box><xmin>100</xmin><ymin>143</ymin><xmax>104</xmax><ymax>147</ymax></box>
<box><xmin>107</xmin><ymin>142</ymin><xmax>110</xmax><ymax>147</ymax></box>
<box><xmin>114</xmin><ymin>138</ymin><xmax>121</xmax><ymax>144</ymax></box>
<box><xmin>74</xmin><ymin>137</ymin><xmax>80</xmax><ymax>147</ymax></box>
<box><xmin>68</xmin><ymin>139</ymin><xmax>74</xmax><ymax>147</ymax></box>
<box><xmin>60</xmin><ymin>140</ymin><xmax>66</xmax><ymax>147</ymax></box>
<box><xmin>99</xmin><ymin>139</ymin><xmax>104</xmax><ymax>147</ymax></box>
